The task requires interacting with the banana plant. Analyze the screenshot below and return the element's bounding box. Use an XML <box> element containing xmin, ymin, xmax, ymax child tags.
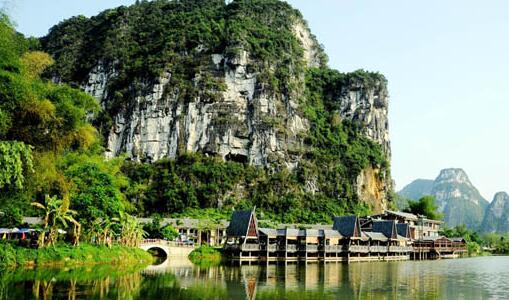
<box><xmin>31</xmin><ymin>195</ymin><xmax>81</xmax><ymax>247</ymax></box>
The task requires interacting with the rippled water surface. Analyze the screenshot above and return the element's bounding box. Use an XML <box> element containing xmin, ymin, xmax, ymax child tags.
<box><xmin>1</xmin><ymin>256</ymin><xmax>509</xmax><ymax>299</ymax></box>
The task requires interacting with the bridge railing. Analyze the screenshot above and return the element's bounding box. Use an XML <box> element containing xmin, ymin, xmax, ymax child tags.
<box><xmin>141</xmin><ymin>239</ymin><xmax>195</xmax><ymax>248</ymax></box>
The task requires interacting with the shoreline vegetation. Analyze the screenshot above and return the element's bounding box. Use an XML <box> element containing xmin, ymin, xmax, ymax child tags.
<box><xmin>188</xmin><ymin>246</ymin><xmax>223</xmax><ymax>267</ymax></box>
<box><xmin>0</xmin><ymin>242</ymin><xmax>153</xmax><ymax>269</ymax></box>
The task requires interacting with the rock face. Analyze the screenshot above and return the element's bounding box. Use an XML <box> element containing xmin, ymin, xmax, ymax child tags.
<box><xmin>82</xmin><ymin>43</ymin><xmax>390</xmax><ymax>169</ymax></box>
<box><xmin>338</xmin><ymin>80</ymin><xmax>390</xmax><ymax>155</ymax></box>
<box><xmin>481</xmin><ymin>192</ymin><xmax>509</xmax><ymax>233</ymax></box>
<box><xmin>84</xmin><ymin>50</ymin><xmax>312</xmax><ymax>166</ymax></box>
<box><xmin>398</xmin><ymin>168</ymin><xmax>489</xmax><ymax>229</ymax></box>
<box><xmin>41</xmin><ymin>0</ymin><xmax>392</xmax><ymax>213</ymax></box>
<box><xmin>432</xmin><ymin>169</ymin><xmax>488</xmax><ymax>228</ymax></box>
<box><xmin>398</xmin><ymin>179</ymin><xmax>434</xmax><ymax>203</ymax></box>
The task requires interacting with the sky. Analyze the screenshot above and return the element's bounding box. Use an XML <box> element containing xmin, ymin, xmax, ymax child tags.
<box><xmin>3</xmin><ymin>0</ymin><xmax>509</xmax><ymax>201</ymax></box>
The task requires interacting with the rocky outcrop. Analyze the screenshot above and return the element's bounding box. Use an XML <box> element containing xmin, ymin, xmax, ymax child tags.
<box><xmin>398</xmin><ymin>168</ymin><xmax>489</xmax><ymax>229</ymax></box>
<box><xmin>356</xmin><ymin>167</ymin><xmax>388</xmax><ymax>213</ymax></box>
<box><xmin>398</xmin><ymin>179</ymin><xmax>434</xmax><ymax>202</ymax></box>
<box><xmin>43</xmin><ymin>0</ymin><xmax>392</xmax><ymax>214</ymax></box>
<box><xmin>81</xmin><ymin>29</ymin><xmax>390</xmax><ymax>168</ymax></box>
<box><xmin>84</xmin><ymin>48</ymin><xmax>310</xmax><ymax>167</ymax></box>
<box><xmin>481</xmin><ymin>192</ymin><xmax>509</xmax><ymax>233</ymax></box>
<box><xmin>338</xmin><ymin>79</ymin><xmax>390</xmax><ymax>155</ymax></box>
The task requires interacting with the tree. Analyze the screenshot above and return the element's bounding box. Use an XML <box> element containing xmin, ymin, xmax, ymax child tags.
<box><xmin>19</xmin><ymin>51</ymin><xmax>54</xmax><ymax>80</ymax></box>
<box><xmin>31</xmin><ymin>195</ymin><xmax>80</xmax><ymax>247</ymax></box>
<box><xmin>405</xmin><ymin>196</ymin><xmax>443</xmax><ymax>220</ymax></box>
<box><xmin>117</xmin><ymin>212</ymin><xmax>145</xmax><ymax>247</ymax></box>
<box><xmin>61</xmin><ymin>154</ymin><xmax>128</xmax><ymax>230</ymax></box>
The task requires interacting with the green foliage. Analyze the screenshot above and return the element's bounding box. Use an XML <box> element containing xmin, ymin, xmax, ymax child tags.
<box><xmin>405</xmin><ymin>196</ymin><xmax>444</xmax><ymax>220</ymax></box>
<box><xmin>482</xmin><ymin>233</ymin><xmax>509</xmax><ymax>254</ymax></box>
<box><xmin>440</xmin><ymin>224</ymin><xmax>483</xmax><ymax>256</ymax></box>
<box><xmin>123</xmin><ymin>151</ymin><xmax>383</xmax><ymax>224</ymax></box>
<box><xmin>143</xmin><ymin>215</ymin><xmax>178</xmax><ymax>240</ymax></box>
<box><xmin>441</xmin><ymin>224</ymin><xmax>482</xmax><ymax>243</ymax></box>
<box><xmin>188</xmin><ymin>245</ymin><xmax>222</xmax><ymax>267</ymax></box>
<box><xmin>0</xmin><ymin>241</ymin><xmax>152</xmax><ymax>268</ymax></box>
<box><xmin>0</xmin><ymin>15</ymin><xmax>101</xmax><ymax>220</ymax></box>
<box><xmin>299</xmin><ymin>67</ymin><xmax>389</xmax><ymax>208</ymax></box>
<box><xmin>0</xmin><ymin>204</ymin><xmax>23</xmax><ymax>227</ymax></box>
<box><xmin>60</xmin><ymin>153</ymin><xmax>129</xmax><ymax>229</ymax></box>
<box><xmin>161</xmin><ymin>224</ymin><xmax>179</xmax><ymax>241</ymax></box>
<box><xmin>0</xmin><ymin>141</ymin><xmax>33</xmax><ymax>189</ymax></box>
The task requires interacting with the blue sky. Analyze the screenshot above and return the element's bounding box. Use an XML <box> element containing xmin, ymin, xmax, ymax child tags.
<box><xmin>3</xmin><ymin>0</ymin><xmax>509</xmax><ymax>201</ymax></box>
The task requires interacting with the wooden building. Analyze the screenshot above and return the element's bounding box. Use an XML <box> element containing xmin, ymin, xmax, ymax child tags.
<box><xmin>225</xmin><ymin>210</ymin><xmax>415</xmax><ymax>263</ymax></box>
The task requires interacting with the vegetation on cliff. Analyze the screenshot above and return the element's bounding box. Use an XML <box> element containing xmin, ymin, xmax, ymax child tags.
<box><xmin>1</xmin><ymin>0</ymin><xmax>391</xmax><ymax>227</ymax></box>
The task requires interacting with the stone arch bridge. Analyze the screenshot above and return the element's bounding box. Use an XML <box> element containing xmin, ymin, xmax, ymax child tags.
<box><xmin>140</xmin><ymin>239</ymin><xmax>194</xmax><ymax>258</ymax></box>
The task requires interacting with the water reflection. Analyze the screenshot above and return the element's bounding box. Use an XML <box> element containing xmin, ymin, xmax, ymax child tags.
<box><xmin>1</xmin><ymin>257</ymin><xmax>508</xmax><ymax>299</ymax></box>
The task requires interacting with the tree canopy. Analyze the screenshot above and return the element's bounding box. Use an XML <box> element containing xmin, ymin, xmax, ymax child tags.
<box><xmin>405</xmin><ymin>196</ymin><xmax>444</xmax><ymax>221</ymax></box>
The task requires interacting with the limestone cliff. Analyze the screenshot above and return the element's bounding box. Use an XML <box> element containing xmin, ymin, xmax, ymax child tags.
<box><xmin>481</xmin><ymin>192</ymin><xmax>509</xmax><ymax>233</ymax></box>
<box><xmin>41</xmin><ymin>0</ymin><xmax>392</xmax><ymax>216</ymax></box>
<box><xmin>398</xmin><ymin>168</ymin><xmax>489</xmax><ymax>229</ymax></box>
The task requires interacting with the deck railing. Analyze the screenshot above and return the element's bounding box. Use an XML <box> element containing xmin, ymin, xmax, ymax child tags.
<box><xmin>389</xmin><ymin>246</ymin><xmax>413</xmax><ymax>252</ymax></box>
<box><xmin>286</xmin><ymin>244</ymin><xmax>298</xmax><ymax>252</ymax></box>
<box><xmin>370</xmin><ymin>245</ymin><xmax>388</xmax><ymax>253</ymax></box>
<box><xmin>241</xmin><ymin>244</ymin><xmax>260</xmax><ymax>251</ymax></box>
<box><xmin>324</xmin><ymin>245</ymin><xmax>345</xmax><ymax>253</ymax></box>
<box><xmin>303</xmin><ymin>245</ymin><xmax>319</xmax><ymax>252</ymax></box>
<box><xmin>267</xmin><ymin>244</ymin><xmax>278</xmax><ymax>252</ymax></box>
<box><xmin>349</xmin><ymin>245</ymin><xmax>370</xmax><ymax>253</ymax></box>
<box><xmin>141</xmin><ymin>239</ymin><xmax>194</xmax><ymax>248</ymax></box>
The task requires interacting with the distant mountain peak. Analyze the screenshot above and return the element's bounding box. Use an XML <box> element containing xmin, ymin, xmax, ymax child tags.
<box><xmin>482</xmin><ymin>192</ymin><xmax>509</xmax><ymax>233</ymax></box>
<box><xmin>435</xmin><ymin>168</ymin><xmax>472</xmax><ymax>186</ymax></box>
<box><xmin>493</xmin><ymin>192</ymin><xmax>509</xmax><ymax>202</ymax></box>
<box><xmin>398</xmin><ymin>168</ymin><xmax>488</xmax><ymax>229</ymax></box>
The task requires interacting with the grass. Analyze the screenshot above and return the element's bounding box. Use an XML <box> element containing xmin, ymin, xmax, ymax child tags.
<box><xmin>0</xmin><ymin>241</ymin><xmax>153</xmax><ymax>268</ymax></box>
<box><xmin>188</xmin><ymin>245</ymin><xmax>222</xmax><ymax>267</ymax></box>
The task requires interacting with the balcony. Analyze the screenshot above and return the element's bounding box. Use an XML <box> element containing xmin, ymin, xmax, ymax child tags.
<box><xmin>349</xmin><ymin>245</ymin><xmax>370</xmax><ymax>253</ymax></box>
<box><xmin>370</xmin><ymin>245</ymin><xmax>388</xmax><ymax>253</ymax></box>
<box><xmin>267</xmin><ymin>244</ymin><xmax>278</xmax><ymax>252</ymax></box>
<box><xmin>286</xmin><ymin>244</ymin><xmax>298</xmax><ymax>252</ymax></box>
<box><xmin>242</xmin><ymin>244</ymin><xmax>260</xmax><ymax>251</ymax></box>
<box><xmin>324</xmin><ymin>245</ymin><xmax>345</xmax><ymax>253</ymax></box>
<box><xmin>389</xmin><ymin>246</ymin><xmax>413</xmax><ymax>252</ymax></box>
<box><xmin>303</xmin><ymin>245</ymin><xmax>319</xmax><ymax>252</ymax></box>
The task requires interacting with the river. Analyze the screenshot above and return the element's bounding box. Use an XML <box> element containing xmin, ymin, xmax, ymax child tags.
<box><xmin>1</xmin><ymin>256</ymin><xmax>508</xmax><ymax>299</ymax></box>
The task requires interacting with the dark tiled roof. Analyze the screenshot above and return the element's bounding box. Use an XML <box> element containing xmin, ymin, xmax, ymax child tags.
<box><xmin>450</xmin><ymin>237</ymin><xmax>466</xmax><ymax>242</ymax></box>
<box><xmin>384</xmin><ymin>210</ymin><xmax>418</xmax><ymax>221</ymax></box>
<box><xmin>420</xmin><ymin>236</ymin><xmax>449</xmax><ymax>242</ymax></box>
<box><xmin>333</xmin><ymin>216</ymin><xmax>360</xmax><ymax>238</ymax></box>
<box><xmin>323</xmin><ymin>229</ymin><xmax>342</xmax><ymax>238</ymax></box>
<box><xmin>364</xmin><ymin>232</ymin><xmax>388</xmax><ymax>241</ymax></box>
<box><xmin>259</xmin><ymin>228</ymin><xmax>278</xmax><ymax>237</ymax></box>
<box><xmin>306</xmin><ymin>229</ymin><xmax>324</xmax><ymax>237</ymax></box>
<box><xmin>226</xmin><ymin>209</ymin><xmax>254</xmax><ymax>237</ymax></box>
<box><xmin>396</xmin><ymin>223</ymin><xmax>410</xmax><ymax>238</ymax></box>
<box><xmin>372</xmin><ymin>221</ymin><xmax>397</xmax><ymax>239</ymax></box>
<box><xmin>286</xmin><ymin>229</ymin><xmax>306</xmax><ymax>237</ymax></box>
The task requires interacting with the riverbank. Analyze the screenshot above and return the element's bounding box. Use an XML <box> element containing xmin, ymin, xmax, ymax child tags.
<box><xmin>0</xmin><ymin>242</ymin><xmax>153</xmax><ymax>268</ymax></box>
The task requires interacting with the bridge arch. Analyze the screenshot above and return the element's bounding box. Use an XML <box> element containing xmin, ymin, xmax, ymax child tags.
<box><xmin>139</xmin><ymin>239</ymin><xmax>195</xmax><ymax>259</ymax></box>
<box><xmin>142</xmin><ymin>245</ymin><xmax>169</xmax><ymax>257</ymax></box>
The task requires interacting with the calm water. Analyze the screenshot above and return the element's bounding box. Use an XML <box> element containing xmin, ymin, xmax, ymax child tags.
<box><xmin>1</xmin><ymin>256</ymin><xmax>509</xmax><ymax>299</ymax></box>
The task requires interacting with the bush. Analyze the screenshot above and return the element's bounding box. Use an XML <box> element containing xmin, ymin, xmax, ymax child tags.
<box><xmin>188</xmin><ymin>245</ymin><xmax>222</xmax><ymax>267</ymax></box>
<box><xmin>0</xmin><ymin>242</ymin><xmax>153</xmax><ymax>268</ymax></box>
